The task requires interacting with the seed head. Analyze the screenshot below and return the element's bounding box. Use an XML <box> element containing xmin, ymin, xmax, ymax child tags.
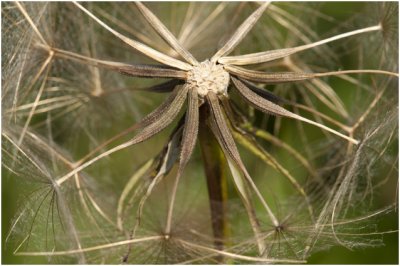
<box><xmin>187</xmin><ymin>60</ymin><xmax>230</xmax><ymax>97</ymax></box>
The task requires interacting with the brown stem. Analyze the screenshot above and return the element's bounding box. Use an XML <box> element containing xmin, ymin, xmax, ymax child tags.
<box><xmin>198</xmin><ymin>104</ymin><xmax>230</xmax><ymax>260</ymax></box>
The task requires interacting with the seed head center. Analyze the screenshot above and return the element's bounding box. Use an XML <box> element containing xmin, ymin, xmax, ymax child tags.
<box><xmin>187</xmin><ymin>60</ymin><xmax>229</xmax><ymax>97</ymax></box>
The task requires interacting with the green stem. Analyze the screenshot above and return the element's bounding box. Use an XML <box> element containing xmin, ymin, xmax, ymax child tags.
<box><xmin>198</xmin><ymin>105</ymin><xmax>230</xmax><ymax>257</ymax></box>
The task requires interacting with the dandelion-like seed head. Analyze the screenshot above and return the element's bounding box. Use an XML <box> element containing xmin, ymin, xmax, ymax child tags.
<box><xmin>187</xmin><ymin>60</ymin><xmax>229</xmax><ymax>97</ymax></box>
<box><xmin>2</xmin><ymin>1</ymin><xmax>397</xmax><ymax>264</ymax></box>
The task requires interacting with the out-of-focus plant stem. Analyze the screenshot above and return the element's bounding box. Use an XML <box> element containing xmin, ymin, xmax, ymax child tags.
<box><xmin>199</xmin><ymin>105</ymin><xmax>230</xmax><ymax>261</ymax></box>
